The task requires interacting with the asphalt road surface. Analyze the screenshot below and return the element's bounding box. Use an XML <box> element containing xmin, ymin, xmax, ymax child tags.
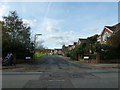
<box><xmin>2</xmin><ymin>55</ymin><xmax>119</xmax><ymax>89</ymax></box>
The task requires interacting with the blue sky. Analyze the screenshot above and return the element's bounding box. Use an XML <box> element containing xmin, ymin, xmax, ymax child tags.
<box><xmin>0</xmin><ymin>2</ymin><xmax>118</xmax><ymax>49</ymax></box>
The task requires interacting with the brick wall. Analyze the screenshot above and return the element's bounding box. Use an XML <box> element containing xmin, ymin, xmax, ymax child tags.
<box><xmin>79</xmin><ymin>58</ymin><xmax>120</xmax><ymax>64</ymax></box>
<box><xmin>79</xmin><ymin>59</ymin><xmax>97</xmax><ymax>63</ymax></box>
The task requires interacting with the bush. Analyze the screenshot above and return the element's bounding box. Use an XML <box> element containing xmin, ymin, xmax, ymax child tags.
<box><xmin>89</xmin><ymin>54</ymin><xmax>96</xmax><ymax>59</ymax></box>
<box><xmin>64</xmin><ymin>52</ymin><xmax>70</xmax><ymax>57</ymax></box>
<box><xmin>100</xmin><ymin>49</ymin><xmax>119</xmax><ymax>60</ymax></box>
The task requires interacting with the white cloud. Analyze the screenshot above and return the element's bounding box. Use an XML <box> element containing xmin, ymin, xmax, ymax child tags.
<box><xmin>41</xmin><ymin>18</ymin><xmax>61</xmax><ymax>33</ymax></box>
<box><xmin>40</xmin><ymin>30</ymin><xmax>78</xmax><ymax>48</ymax></box>
<box><xmin>36</xmin><ymin>17</ymin><xmax>78</xmax><ymax>48</ymax></box>
<box><xmin>0</xmin><ymin>4</ymin><xmax>10</xmax><ymax>20</ymax></box>
<box><xmin>22</xmin><ymin>19</ymin><xmax>37</xmax><ymax>27</ymax></box>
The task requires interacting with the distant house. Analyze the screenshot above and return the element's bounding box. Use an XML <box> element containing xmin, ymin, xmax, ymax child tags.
<box><xmin>99</xmin><ymin>23</ymin><xmax>120</xmax><ymax>44</ymax></box>
<box><xmin>62</xmin><ymin>45</ymin><xmax>68</xmax><ymax>52</ymax></box>
<box><xmin>54</xmin><ymin>49</ymin><xmax>62</xmax><ymax>55</ymax></box>
<box><xmin>77</xmin><ymin>38</ymin><xmax>87</xmax><ymax>45</ymax></box>
<box><xmin>68</xmin><ymin>45</ymin><xmax>73</xmax><ymax>51</ymax></box>
<box><xmin>72</xmin><ymin>42</ymin><xmax>77</xmax><ymax>49</ymax></box>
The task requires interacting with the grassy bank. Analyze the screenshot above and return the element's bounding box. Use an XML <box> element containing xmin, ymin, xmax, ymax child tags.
<box><xmin>34</xmin><ymin>52</ymin><xmax>47</xmax><ymax>62</ymax></box>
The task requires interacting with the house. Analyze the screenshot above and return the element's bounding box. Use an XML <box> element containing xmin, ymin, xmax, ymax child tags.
<box><xmin>68</xmin><ymin>45</ymin><xmax>73</xmax><ymax>51</ymax></box>
<box><xmin>53</xmin><ymin>49</ymin><xmax>62</xmax><ymax>55</ymax></box>
<box><xmin>77</xmin><ymin>38</ymin><xmax>87</xmax><ymax>45</ymax></box>
<box><xmin>62</xmin><ymin>45</ymin><xmax>68</xmax><ymax>52</ymax></box>
<box><xmin>72</xmin><ymin>42</ymin><xmax>77</xmax><ymax>49</ymax></box>
<box><xmin>99</xmin><ymin>23</ymin><xmax>120</xmax><ymax>44</ymax></box>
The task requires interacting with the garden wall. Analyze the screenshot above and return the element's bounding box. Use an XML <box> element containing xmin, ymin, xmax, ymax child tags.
<box><xmin>79</xmin><ymin>59</ymin><xmax>120</xmax><ymax>64</ymax></box>
<box><xmin>79</xmin><ymin>59</ymin><xmax>97</xmax><ymax>63</ymax></box>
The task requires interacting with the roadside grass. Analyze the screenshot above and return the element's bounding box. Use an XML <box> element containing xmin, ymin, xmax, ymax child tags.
<box><xmin>36</xmin><ymin>58</ymin><xmax>45</xmax><ymax>62</ymax></box>
<box><xmin>34</xmin><ymin>52</ymin><xmax>47</xmax><ymax>62</ymax></box>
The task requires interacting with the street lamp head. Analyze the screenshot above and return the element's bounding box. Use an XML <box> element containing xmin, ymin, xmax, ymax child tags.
<box><xmin>36</xmin><ymin>34</ymin><xmax>42</xmax><ymax>36</ymax></box>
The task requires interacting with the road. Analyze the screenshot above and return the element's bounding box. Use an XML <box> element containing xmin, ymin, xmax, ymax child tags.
<box><xmin>2</xmin><ymin>55</ymin><xmax>119</xmax><ymax>88</ymax></box>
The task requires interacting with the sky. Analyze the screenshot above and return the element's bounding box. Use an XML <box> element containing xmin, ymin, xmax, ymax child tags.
<box><xmin>0</xmin><ymin>2</ymin><xmax>118</xmax><ymax>49</ymax></box>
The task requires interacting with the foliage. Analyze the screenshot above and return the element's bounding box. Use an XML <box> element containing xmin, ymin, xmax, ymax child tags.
<box><xmin>100</xmin><ymin>43</ymin><xmax>120</xmax><ymax>60</ymax></box>
<box><xmin>63</xmin><ymin>52</ymin><xmax>70</xmax><ymax>57</ymax></box>
<box><xmin>85</xmin><ymin>34</ymin><xmax>98</xmax><ymax>54</ymax></box>
<box><xmin>34</xmin><ymin>52</ymin><xmax>46</xmax><ymax>62</ymax></box>
<box><xmin>89</xmin><ymin>54</ymin><xmax>96</xmax><ymax>59</ymax></box>
<box><xmin>35</xmin><ymin>52</ymin><xmax>47</xmax><ymax>57</ymax></box>
<box><xmin>68</xmin><ymin>34</ymin><xmax>100</xmax><ymax>60</ymax></box>
<box><xmin>70</xmin><ymin>43</ymin><xmax>86</xmax><ymax>60</ymax></box>
<box><xmin>2</xmin><ymin>11</ymin><xmax>34</xmax><ymax>59</ymax></box>
<box><xmin>107</xmin><ymin>30</ymin><xmax>120</xmax><ymax>49</ymax></box>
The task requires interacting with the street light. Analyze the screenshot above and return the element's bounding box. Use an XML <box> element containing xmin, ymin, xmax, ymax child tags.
<box><xmin>34</xmin><ymin>34</ymin><xmax>42</xmax><ymax>48</ymax></box>
<box><xmin>34</xmin><ymin>33</ymin><xmax>42</xmax><ymax>62</ymax></box>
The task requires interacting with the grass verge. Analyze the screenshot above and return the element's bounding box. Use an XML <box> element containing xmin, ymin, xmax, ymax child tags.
<box><xmin>34</xmin><ymin>52</ymin><xmax>47</xmax><ymax>62</ymax></box>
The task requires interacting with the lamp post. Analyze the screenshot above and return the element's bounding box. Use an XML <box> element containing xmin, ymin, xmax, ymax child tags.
<box><xmin>34</xmin><ymin>34</ymin><xmax>42</xmax><ymax>62</ymax></box>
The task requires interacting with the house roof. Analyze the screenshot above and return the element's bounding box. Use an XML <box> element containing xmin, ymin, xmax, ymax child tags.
<box><xmin>100</xmin><ymin>23</ymin><xmax>120</xmax><ymax>37</ymax></box>
<box><xmin>68</xmin><ymin>45</ymin><xmax>73</xmax><ymax>47</ymax></box>
<box><xmin>73</xmin><ymin>42</ymin><xmax>77</xmax><ymax>45</ymax></box>
<box><xmin>105</xmin><ymin>23</ymin><xmax>120</xmax><ymax>32</ymax></box>
<box><xmin>78</xmin><ymin>38</ymin><xmax>87</xmax><ymax>41</ymax></box>
<box><xmin>54</xmin><ymin>49</ymin><xmax>62</xmax><ymax>50</ymax></box>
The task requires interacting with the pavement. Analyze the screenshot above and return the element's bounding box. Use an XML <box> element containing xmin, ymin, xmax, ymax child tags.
<box><xmin>2</xmin><ymin>55</ymin><xmax>119</xmax><ymax>88</ymax></box>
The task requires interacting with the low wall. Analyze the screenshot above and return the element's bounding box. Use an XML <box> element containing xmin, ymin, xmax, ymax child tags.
<box><xmin>100</xmin><ymin>59</ymin><xmax>120</xmax><ymax>64</ymax></box>
<box><xmin>79</xmin><ymin>59</ymin><xmax>120</xmax><ymax>64</ymax></box>
<box><xmin>16</xmin><ymin>59</ymin><xmax>34</xmax><ymax>64</ymax></box>
<box><xmin>79</xmin><ymin>59</ymin><xmax>97</xmax><ymax>63</ymax></box>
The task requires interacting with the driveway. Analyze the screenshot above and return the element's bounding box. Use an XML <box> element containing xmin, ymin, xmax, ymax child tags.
<box><xmin>2</xmin><ymin>55</ymin><xmax>119</xmax><ymax>88</ymax></box>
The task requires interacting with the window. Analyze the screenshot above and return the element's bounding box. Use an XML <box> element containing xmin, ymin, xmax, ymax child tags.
<box><xmin>103</xmin><ymin>32</ymin><xmax>110</xmax><ymax>41</ymax></box>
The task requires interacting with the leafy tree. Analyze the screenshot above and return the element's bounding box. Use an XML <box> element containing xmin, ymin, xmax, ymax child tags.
<box><xmin>70</xmin><ymin>43</ymin><xmax>86</xmax><ymax>60</ymax></box>
<box><xmin>86</xmin><ymin>34</ymin><xmax>98</xmax><ymax>53</ymax></box>
<box><xmin>107</xmin><ymin>30</ymin><xmax>120</xmax><ymax>49</ymax></box>
<box><xmin>105</xmin><ymin>30</ymin><xmax>120</xmax><ymax>59</ymax></box>
<box><xmin>2</xmin><ymin>11</ymin><xmax>33</xmax><ymax>58</ymax></box>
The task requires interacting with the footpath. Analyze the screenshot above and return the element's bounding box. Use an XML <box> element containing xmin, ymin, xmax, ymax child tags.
<box><xmin>59</xmin><ymin>55</ymin><xmax>119</xmax><ymax>69</ymax></box>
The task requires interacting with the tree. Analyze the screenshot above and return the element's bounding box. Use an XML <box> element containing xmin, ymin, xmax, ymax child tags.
<box><xmin>70</xmin><ymin>43</ymin><xmax>86</xmax><ymax>60</ymax></box>
<box><xmin>2</xmin><ymin>11</ymin><xmax>33</xmax><ymax>59</ymax></box>
<box><xmin>106</xmin><ymin>30</ymin><xmax>120</xmax><ymax>59</ymax></box>
<box><xmin>85</xmin><ymin>34</ymin><xmax>98</xmax><ymax>54</ymax></box>
<box><xmin>107</xmin><ymin>30</ymin><xmax>120</xmax><ymax>49</ymax></box>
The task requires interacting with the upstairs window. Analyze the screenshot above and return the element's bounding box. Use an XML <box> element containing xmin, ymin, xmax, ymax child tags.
<box><xmin>103</xmin><ymin>32</ymin><xmax>110</xmax><ymax>41</ymax></box>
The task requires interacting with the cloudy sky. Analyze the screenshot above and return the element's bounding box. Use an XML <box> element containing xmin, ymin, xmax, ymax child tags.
<box><xmin>0</xmin><ymin>2</ymin><xmax>118</xmax><ymax>49</ymax></box>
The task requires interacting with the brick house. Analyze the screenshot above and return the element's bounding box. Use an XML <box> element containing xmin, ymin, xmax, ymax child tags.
<box><xmin>99</xmin><ymin>23</ymin><xmax>120</xmax><ymax>44</ymax></box>
<box><xmin>77</xmin><ymin>38</ymin><xmax>87</xmax><ymax>45</ymax></box>
<box><xmin>71</xmin><ymin>42</ymin><xmax>77</xmax><ymax>50</ymax></box>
